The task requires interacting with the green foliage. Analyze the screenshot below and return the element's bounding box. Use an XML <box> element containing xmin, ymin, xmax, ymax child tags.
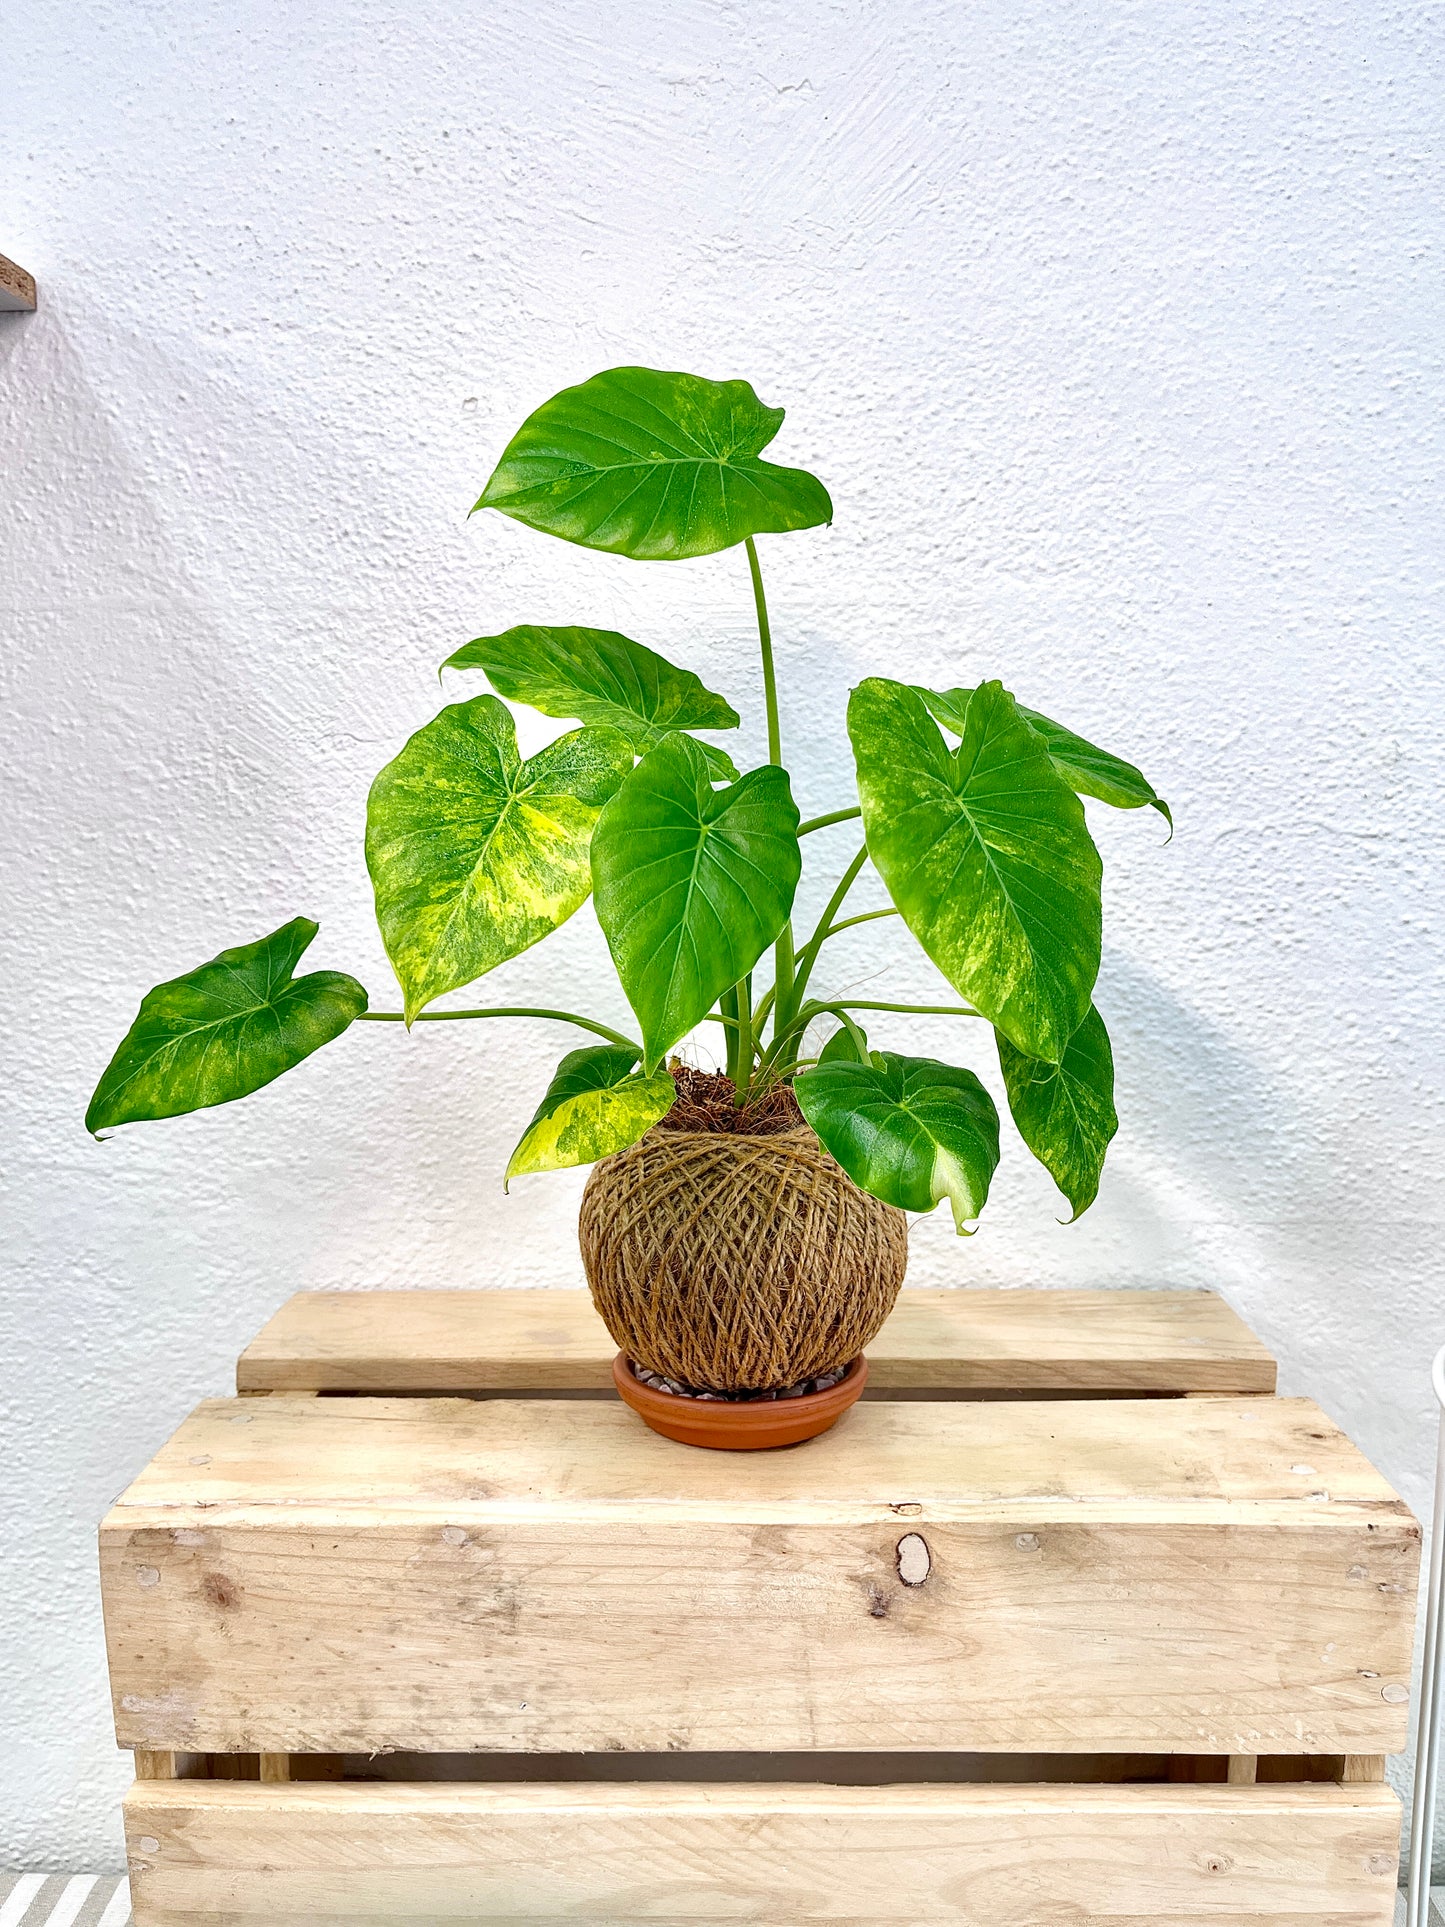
<box><xmin>1018</xmin><ymin>707</ymin><xmax>1171</xmax><ymax>828</ymax></box>
<box><xmin>474</xmin><ymin>367</ymin><xmax>833</xmax><ymax>561</ymax></box>
<box><xmin>87</xmin><ymin>920</ymin><xmax>366</xmax><ymax>1135</ymax></box>
<box><xmin>796</xmin><ymin>1048</ymin><xmax>1001</xmax><ymax>1232</ymax></box>
<box><xmin>91</xmin><ymin>363</ymin><xmax>1168</xmax><ymax>1229</ymax></box>
<box><xmin>997</xmin><ymin>1006</ymin><xmax>1118</xmax><ymax>1219</ymax></box>
<box><xmin>919</xmin><ymin>686</ymin><xmax>1170</xmax><ymax>828</ymax></box>
<box><xmin>506</xmin><ymin>1045</ymin><xmax>676</xmax><ymax>1183</ymax></box>
<box><xmin>441</xmin><ymin>624</ymin><xmax>741</xmax><ymax>778</ymax></box>
<box><xmin>817</xmin><ymin>1018</ymin><xmax>868</xmax><ymax>1065</ymax></box>
<box><xmin>591</xmin><ymin>733</ymin><xmax>801</xmax><ymax>1073</ymax></box>
<box><xmin>366</xmin><ymin>694</ymin><xmax>633</xmax><ymax>1022</ymax></box>
<box><xmin>849</xmin><ymin>677</ymin><xmax>1102</xmax><ymax>1065</ymax></box>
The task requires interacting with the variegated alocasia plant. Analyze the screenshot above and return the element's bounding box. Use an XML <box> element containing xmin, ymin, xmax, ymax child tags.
<box><xmin>88</xmin><ymin>366</ymin><xmax>1169</xmax><ymax>1228</ymax></box>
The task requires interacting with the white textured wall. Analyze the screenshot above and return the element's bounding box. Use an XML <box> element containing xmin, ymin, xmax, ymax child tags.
<box><xmin>3</xmin><ymin>0</ymin><xmax>1442</xmax><ymax>1872</ymax></box>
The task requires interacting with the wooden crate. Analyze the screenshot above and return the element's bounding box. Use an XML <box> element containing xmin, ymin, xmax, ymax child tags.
<box><xmin>105</xmin><ymin>1287</ymin><xmax>1417</xmax><ymax>1925</ymax></box>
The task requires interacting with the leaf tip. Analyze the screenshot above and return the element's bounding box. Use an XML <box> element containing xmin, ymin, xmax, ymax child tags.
<box><xmin>1057</xmin><ymin>1184</ymin><xmax>1099</xmax><ymax>1225</ymax></box>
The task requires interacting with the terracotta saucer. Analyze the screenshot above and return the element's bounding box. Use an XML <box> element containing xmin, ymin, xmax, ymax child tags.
<box><xmin>611</xmin><ymin>1353</ymin><xmax>868</xmax><ymax>1450</ymax></box>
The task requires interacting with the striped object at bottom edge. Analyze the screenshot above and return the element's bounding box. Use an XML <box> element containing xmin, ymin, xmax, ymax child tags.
<box><xmin>0</xmin><ymin>1877</ymin><xmax>132</xmax><ymax>1927</ymax></box>
<box><xmin>1</xmin><ymin>1870</ymin><xmax>1443</xmax><ymax>1926</ymax></box>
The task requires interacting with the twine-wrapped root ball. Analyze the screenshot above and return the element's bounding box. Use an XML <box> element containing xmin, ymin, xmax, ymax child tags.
<box><xmin>579</xmin><ymin>1121</ymin><xmax>909</xmax><ymax>1393</ymax></box>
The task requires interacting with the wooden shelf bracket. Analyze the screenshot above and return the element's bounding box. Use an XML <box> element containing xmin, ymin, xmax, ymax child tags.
<box><xmin>1</xmin><ymin>253</ymin><xmax>37</xmax><ymax>312</ymax></box>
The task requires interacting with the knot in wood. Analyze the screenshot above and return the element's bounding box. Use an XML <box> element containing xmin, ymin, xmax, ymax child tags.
<box><xmin>896</xmin><ymin>1532</ymin><xmax>931</xmax><ymax>1586</ymax></box>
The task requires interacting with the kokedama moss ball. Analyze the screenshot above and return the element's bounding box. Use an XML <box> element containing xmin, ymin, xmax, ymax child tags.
<box><xmin>580</xmin><ymin>1069</ymin><xmax>909</xmax><ymax>1392</ymax></box>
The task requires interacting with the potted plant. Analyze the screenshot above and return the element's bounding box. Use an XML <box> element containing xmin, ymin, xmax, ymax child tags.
<box><xmin>87</xmin><ymin>366</ymin><xmax>1168</xmax><ymax>1449</ymax></box>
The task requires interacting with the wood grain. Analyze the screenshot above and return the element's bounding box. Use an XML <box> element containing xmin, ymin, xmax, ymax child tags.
<box><xmin>0</xmin><ymin>253</ymin><xmax>37</xmax><ymax>311</ymax></box>
<box><xmin>123</xmin><ymin>1778</ymin><xmax>1401</xmax><ymax>1924</ymax></box>
<box><xmin>237</xmin><ymin>1287</ymin><xmax>1278</xmax><ymax>1395</ymax></box>
<box><xmin>101</xmin><ymin>1394</ymin><xmax>1417</xmax><ymax>1757</ymax></box>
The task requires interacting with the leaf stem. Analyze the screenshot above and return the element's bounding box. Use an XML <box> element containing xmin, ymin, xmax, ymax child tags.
<box><xmin>734</xmin><ymin>973</ymin><xmax>755</xmax><ymax>1105</ymax></box>
<box><xmin>719</xmin><ymin>984</ymin><xmax>743</xmax><ymax>1084</ymax></box>
<box><xmin>356</xmin><ymin>1007</ymin><xmax>640</xmax><ymax>1050</ymax></box>
<box><xmin>789</xmin><ymin>844</ymin><xmax>870</xmax><ymax>1014</ymax></box>
<box><xmin>751</xmin><ymin>983</ymin><xmax>777</xmax><ymax>1037</ymax></box>
<box><xmin>798</xmin><ymin>806</ymin><xmax>862</xmax><ymax>836</ymax></box>
<box><xmin>745</xmin><ymin>534</ymin><xmax>796</xmax><ymax>1041</ymax></box>
<box><xmin>818</xmin><ymin>907</ymin><xmax>899</xmax><ymax>937</ymax></box>
<box><xmin>746</xmin><ymin>536</ymin><xmax>782</xmax><ymax>768</ymax></box>
<box><xmin>754</xmin><ymin>992</ymin><xmax>985</xmax><ymax>1084</ymax></box>
<box><xmin>820</xmin><ymin>999</ymin><xmax>985</xmax><ymax>1019</ymax></box>
<box><xmin>833</xmin><ymin>1010</ymin><xmax>872</xmax><ymax>1060</ymax></box>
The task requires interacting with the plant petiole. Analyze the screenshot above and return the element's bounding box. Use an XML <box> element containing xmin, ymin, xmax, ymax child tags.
<box><xmin>821</xmin><ymin>999</ymin><xmax>984</xmax><ymax>1019</ymax></box>
<box><xmin>798</xmin><ymin>807</ymin><xmax>862</xmax><ymax>836</ymax></box>
<box><xmin>356</xmin><ymin>1007</ymin><xmax>640</xmax><ymax>1051</ymax></box>
<box><xmin>788</xmin><ymin>845</ymin><xmax>869</xmax><ymax>1014</ymax></box>
<box><xmin>816</xmin><ymin>907</ymin><xmax>899</xmax><ymax>938</ymax></box>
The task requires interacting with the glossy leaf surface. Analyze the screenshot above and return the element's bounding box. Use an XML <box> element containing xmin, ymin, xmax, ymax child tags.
<box><xmin>591</xmin><ymin>733</ymin><xmax>801</xmax><ymax>1071</ymax></box>
<box><xmin>795</xmin><ymin>1048</ymin><xmax>1001</xmax><ymax>1232</ymax></box>
<box><xmin>919</xmin><ymin>685</ymin><xmax>1169</xmax><ymax>827</ymax></box>
<box><xmin>817</xmin><ymin>1019</ymin><xmax>868</xmax><ymax>1065</ymax></box>
<box><xmin>474</xmin><ymin>366</ymin><xmax>833</xmax><ymax>560</ymax></box>
<box><xmin>505</xmin><ymin>1045</ymin><xmax>676</xmax><ymax>1184</ymax></box>
<box><xmin>366</xmin><ymin>695</ymin><xmax>633</xmax><ymax>1021</ymax></box>
<box><xmin>87</xmin><ymin>919</ymin><xmax>366</xmax><ymax>1135</ymax></box>
<box><xmin>997</xmin><ymin>1004</ymin><xmax>1118</xmax><ymax>1219</ymax></box>
<box><xmin>848</xmin><ymin>677</ymin><xmax>1102</xmax><ymax>1064</ymax></box>
<box><xmin>1018</xmin><ymin>707</ymin><xmax>1171</xmax><ymax>827</ymax></box>
<box><xmin>441</xmin><ymin>624</ymin><xmax>740</xmax><ymax>777</ymax></box>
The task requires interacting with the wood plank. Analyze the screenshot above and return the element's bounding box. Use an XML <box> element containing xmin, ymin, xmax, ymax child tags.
<box><xmin>0</xmin><ymin>253</ymin><xmax>37</xmax><ymax>311</ymax></box>
<box><xmin>123</xmin><ymin>1778</ymin><xmax>1401</xmax><ymax>1924</ymax></box>
<box><xmin>107</xmin><ymin>1390</ymin><xmax>1401</xmax><ymax>1515</ymax></box>
<box><xmin>237</xmin><ymin>1287</ymin><xmax>1277</xmax><ymax>1395</ymax></box>
<box><xmin>101</xmin><ymin>1395</ymin><xmax>1417</xmax><ymax>1757</ymax></box>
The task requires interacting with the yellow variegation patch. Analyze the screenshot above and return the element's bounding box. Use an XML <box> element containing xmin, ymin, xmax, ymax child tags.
<box><xmin>366</xmin><ymin>695</ymin><xmax>634</xmax><ymax>1021</ymax></box>
<box><xmin>929</xmin><ymin>1143</ymin><xmax>987</xmax><ymax>1234</ymax></box>
<box><xmin>506</xmin><ymin>1046</ymin><xmax>675</xmax><ymax>1183</ymax></box>
<box><xmin>847</xmin><ymin>679</ymin><xmax>1102</xmax><ymax>1065</ymax></box>
<box><xmin>997</xmin><ymin>1005</ymin><xmax>1117</xmax><ymax>1219</ymax></box>
<box><xmin>795</xmin><ymin>1049</ymin><xmax>1000</xmax><ymax>1235</ymax></box>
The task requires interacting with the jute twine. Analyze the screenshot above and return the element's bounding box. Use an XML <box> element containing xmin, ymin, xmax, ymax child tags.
<box><xmin>579</xmin><ymin>1100</ymin><xmax>909</xmax><ymax>1392</ymax></box>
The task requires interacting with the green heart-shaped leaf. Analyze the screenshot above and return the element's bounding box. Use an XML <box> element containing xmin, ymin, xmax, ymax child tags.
<box><xmin>795</xmin><ymin>1049</ymin><xmax>1001</xmax><ymax>1232</ymax></box>
<box><xmin>848</xmin><ymin>678</ymin><xmax>1102</xmax><ymax>1065</ymax></box>
<box><xmin>87</xmin><ymin>918</ymin><xmax>367</xmax><ymax>1135</ymax></box>
<box><xmin>506</xmin><ymin>1045</ymin><xmax>676</xmax><ymax>1185</ymax></box>
<box><xmin>918</xmin><ymin>686</ymin><xmax>1170</xmax><ymax>828</ymax></box>
<box><xmin>591</xmin><ymin>733</ymin><xmax>802</xmax><ymax>1072</ymax></box>
<box><xmin>366</xmin><ymin>694</ymin><xmax>634</xmax><ymax>1021</ymax></box>
<box><xmin>441</xmin><ymin>625</ymin><xmax>740</xmax><ymax>778</ymax></box>
<box><xmin>817</xmin><ymin>1018</ymin><xmax>869</xmax><ymax>1065</ymax></box>
<box><xmin>1018</xmin><ymin>708</ymin><xmax>1171</xmax><ymax>828</ymax></box>
<box><xmin>997</xmin><ymin>1004</ymin><xmax>1118</xmax><ymax>1220</ymax></box>
<box><xmin>474</xmin><ymin>366</ymin><xmax>833</xmax><ymax>561</ymax></box>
